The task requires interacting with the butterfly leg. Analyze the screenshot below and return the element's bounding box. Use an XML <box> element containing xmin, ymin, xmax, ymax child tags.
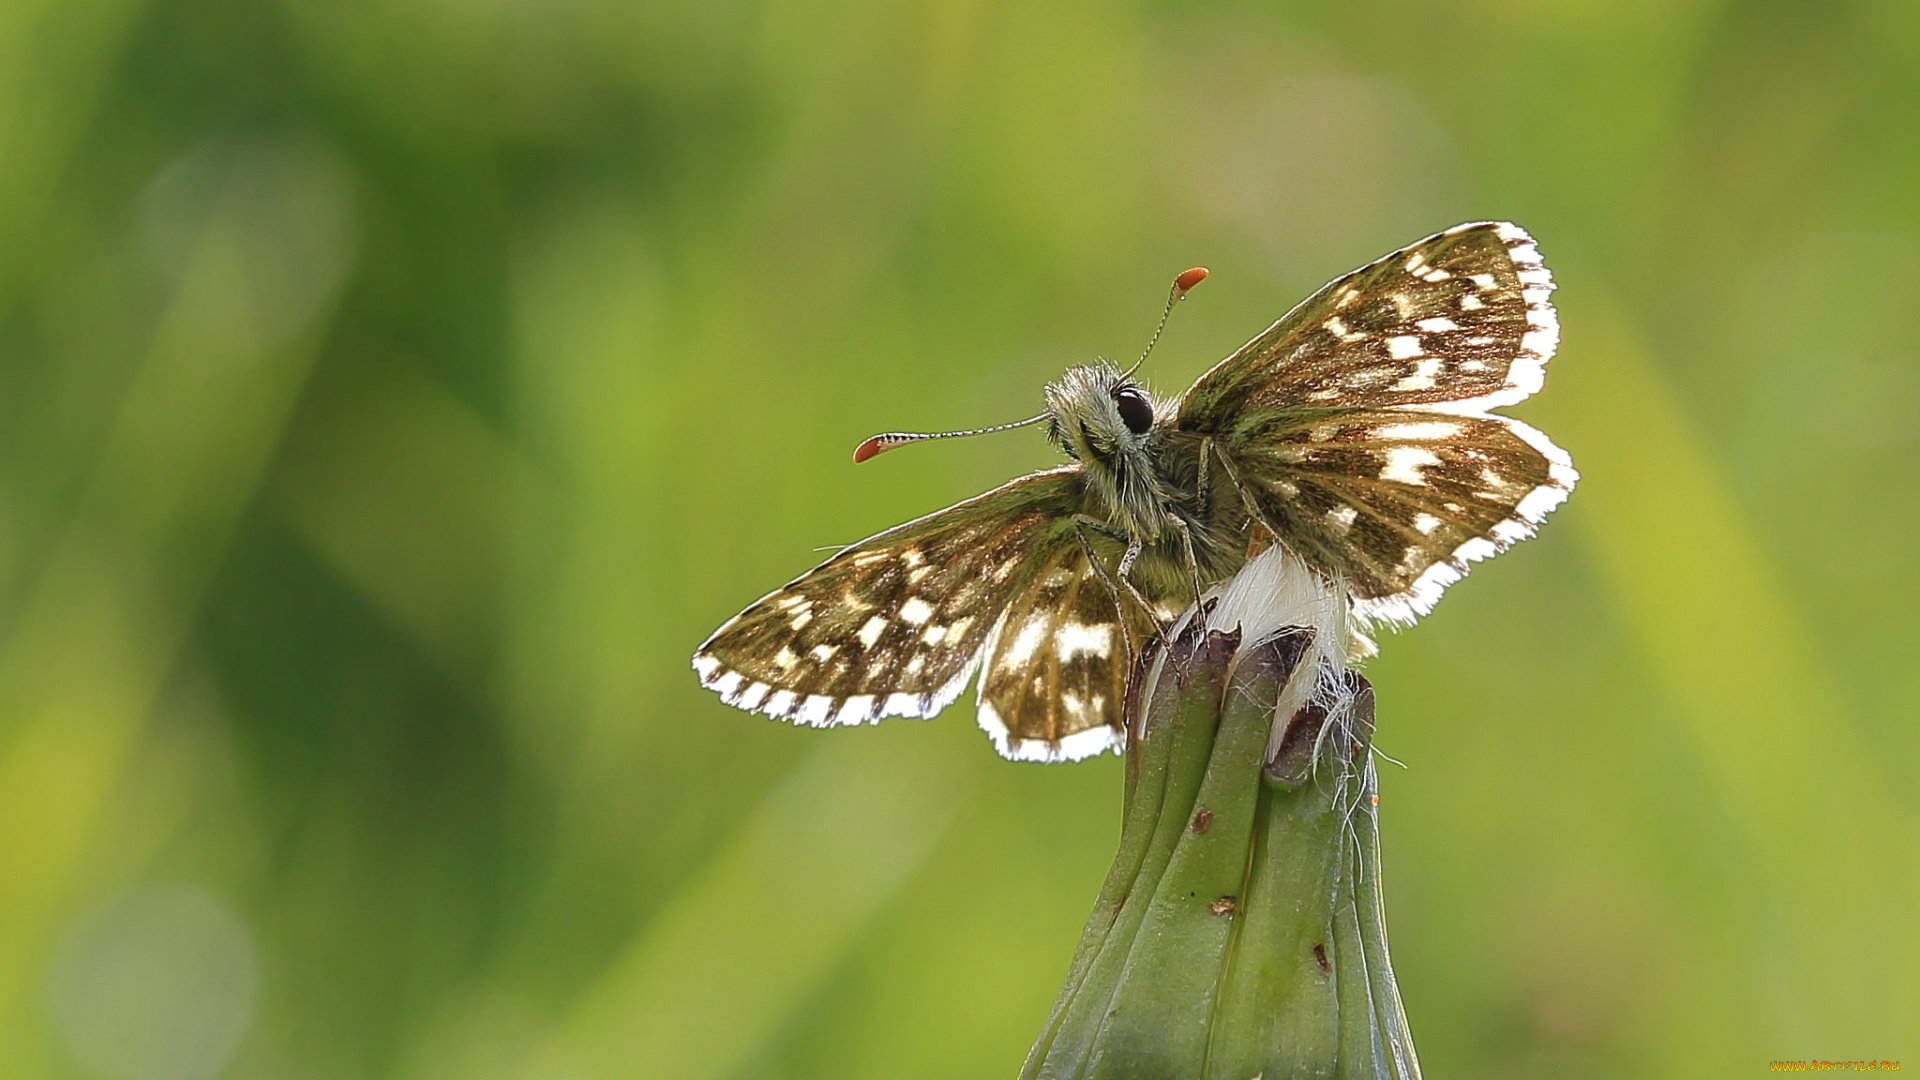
<box><xmin>1073</xmin><ymin>515</ymin><xmax>1169</xmax><ymax>655</ymax></box>
<box><xmin>1113</xmin><ymin>531</ymin><xmax>1208</xmax><ymax>682</ymax></box>
<box><xmin>1071</xmin><ymin>516</ymin><xmax>1137</xmax><ymax>657</ymax></box>
<box><xmin>1166</xmin><ymin>515</ymin><xmax>1207</xmax><ymax>615</ymax></box>
<box><xmin>1112</xmin><ymin>538</ymin><xmax>1167</xmax><ymax>627</ymax></box>
<box><xmin>1195</xmin><ymin>437</ymin><xmax>1213</xmax><ymax>518</ymax></box>
<box><xmin>1211</xmin><ymin>442</ymin><xmax>1287</xmax><ymax>547</ymax></box>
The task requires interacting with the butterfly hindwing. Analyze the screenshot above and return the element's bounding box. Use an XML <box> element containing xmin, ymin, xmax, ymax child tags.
<box><xmin>974</xmin><ymin>535</ymin><xmax>1157</xmax><ymax>761</ymax></box>
<box><xmin>1177</xmin><ymin>222</ymin><xmax>1557</xmax><ymax>427</ymax></box>
<box><xmin>1219</xmin><ymin>405</ymin><xmax>1573</xmax><ymax>626</ymax></box>
<box><xmin>693</xmin><ymin>466</ymin><xmax>1090</xmax><ymax>730</ymax></box>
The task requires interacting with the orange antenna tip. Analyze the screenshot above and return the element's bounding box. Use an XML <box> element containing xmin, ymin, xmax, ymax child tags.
<box><xmin>1121</xmin><ymin>265</ymin><xmax>1210</xmax><ymax>379</ymax></box>
<box><xmin>849</xmin><ymin>415</ymin><xmax>1048</xmax><ymax>464</ymax></box>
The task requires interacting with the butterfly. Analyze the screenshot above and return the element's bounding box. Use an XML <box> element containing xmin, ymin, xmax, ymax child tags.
<box><xmin>693</xmin><ymin>222</ymin><xmax>1575</xmax><ymax>762</ymax></box>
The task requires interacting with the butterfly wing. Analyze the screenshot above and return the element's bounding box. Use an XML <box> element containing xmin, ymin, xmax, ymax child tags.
<box><xmin>1179</xmin><ymin>222</ymin><xmax>1575</xmax><ymax>625</ymax></box>
<box><xmin>974</xmin><ymin>533</ymin><xmax>1158</xmax><ymax>762</ymax></box>
<box><xmin>1221</xmin><ymin>410</ymin><xmax>1574</xmax><ymax>624</ymax></box>
<box><xmin>1179</xmin><ymin>222</ymin><xmax>1557</xmax><ymax>423</ymax></box>
<box><xmin>694</xmin><ymin>465</ymin><xmax>1150</xmax><ymax>759</ymax></box>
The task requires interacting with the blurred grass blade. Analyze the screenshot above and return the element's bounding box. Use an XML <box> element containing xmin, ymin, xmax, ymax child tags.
<box><xmin>526</xmin><ymin>732</ymin><xmax>970</xmax><ymax>1080</ymax></box>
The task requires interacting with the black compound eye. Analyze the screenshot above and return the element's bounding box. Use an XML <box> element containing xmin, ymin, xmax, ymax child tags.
<box><xmin>1114</xmin><ymin>385</ymin><xmax>1154</xmax><ymax>434</ymax></box>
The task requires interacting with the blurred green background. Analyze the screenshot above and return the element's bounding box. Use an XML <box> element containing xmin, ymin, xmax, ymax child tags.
<box><xmin>1</xmin><ymin>0</ymin><xmax>1915</xmax><ymax>1077</ymax></box>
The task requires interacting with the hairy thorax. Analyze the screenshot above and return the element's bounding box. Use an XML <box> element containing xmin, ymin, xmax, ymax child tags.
<box><xmin>1043</xmin><ymin>364</ymin><xmax>1249</xmax><ymax>602</ymax></box>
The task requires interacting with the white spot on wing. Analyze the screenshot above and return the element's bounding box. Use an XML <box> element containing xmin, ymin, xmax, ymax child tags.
<box><xmin>1376</xmin><ymin>420</ymin><xmax>1460</xmax><ymax>441</ymax></box>
<box><xmin>1000</xmin><ymin>615</ymin><xmax>1048</xmax><ymax>669</ymax></box>
<box><xmin>1393</xmin><ymin>355</ymin><xmax>1443</xmax><ymax>391</ymax></box>
<box><xmin>1380</xmin><ymin>446</ymin><xmax>1442</xmax><ymax>485</ymax></box>
<box><xmin>857</xmin><ymin>615</ymin><xmax>888</xmax><ymax>649</ymax></box>
<box><xmin>1324</xmin><ymin>315</ymin><xmax>1362</xmax><ymax>342</ymax></box>
<box><xmin>1055</xmin><ymin>622</ymin><xmax>1112</xmax><ymax>659</ymax></box>
<box><xmin>1386</xmin><ymin>335</ymin><xmax>1423</xmax><ymax>360</ymax></box>
<box><xmin>899</xmin><ymin>597</ymin><xmax>935</xmax><ymax>626</ymax></box>
<box><xmin>1406</xmin><ymin>251</ymin><xmax>1451</xmax><ymax>282</ymax></box>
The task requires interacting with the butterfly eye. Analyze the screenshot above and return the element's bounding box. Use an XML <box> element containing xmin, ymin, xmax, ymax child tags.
<box><xmin>1114</xmin><ymin>386</ymin><xmax>1154</xmax><ymax>434</ymax></box>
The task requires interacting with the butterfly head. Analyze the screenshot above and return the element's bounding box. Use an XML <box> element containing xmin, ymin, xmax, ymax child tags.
<box><xmin>1044</xmin><ymin>364</ymin><xmax>1172</xmax><ymax>539</ymax></box>
<box><xmin>1044</xmin><ymin>364</ymin><xmax>1157</xmax><ymax>461</ymax></box>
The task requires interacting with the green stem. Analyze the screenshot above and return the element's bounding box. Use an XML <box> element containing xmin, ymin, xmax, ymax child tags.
<box><xmin>1022</xmin><ymin>606</ymin><xmax>1419</xmax><ymax>1080</ymax></box>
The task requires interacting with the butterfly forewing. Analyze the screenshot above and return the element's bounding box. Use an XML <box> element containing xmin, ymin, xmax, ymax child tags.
<box><xmin>1177</xmin><ymin>222</ymin><xmax>1556</xmax><ymax>426</ymax></box>
<box><xmin>693</xmin><ymin>467</ymin><xmax>1088</xmax><ymax>728</ymax></box>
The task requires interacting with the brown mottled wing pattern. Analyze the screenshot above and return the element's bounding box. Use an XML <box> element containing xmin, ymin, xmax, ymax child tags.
<box><xmin>1224</xmin><ymin>410</ymin><xmax>1572</xmax><ymax>623</ymax></box>
<box><xmin>1179</xmin><ymin>222</ymin><xmax>1557</xmax><ymax>421</ymax></box>
<box><xmin>974</xmin><ymin>538</ymin><xmax>1157</xmax><ymax>761</ymax></box>
<box><xmin>1178</xmin><ymin>222</ymin><xmax>1576</xmax><ymax>625</ymax></box>
<box><xmin>694</xmin><ymin>465</ymin><xmax>1135</xmax><ymax>759</ymax></box>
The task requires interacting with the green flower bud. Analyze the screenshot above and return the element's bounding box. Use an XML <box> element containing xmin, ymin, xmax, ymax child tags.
<box><xmin>1023</xmin><ymin>550</ymin><xmax>1420</xmax><ymax>1080</ymax></box>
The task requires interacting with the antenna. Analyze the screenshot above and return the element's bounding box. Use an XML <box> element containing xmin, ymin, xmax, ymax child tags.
<box><xmin>1120</xmin><ymin>266</ymin><xmax>1209</xmax><ymax>379</ymax></box>
<box><xmin>853</xmin><ymin>412</ymin><xmax>1049</xmax><ymax>463</ymax></box>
